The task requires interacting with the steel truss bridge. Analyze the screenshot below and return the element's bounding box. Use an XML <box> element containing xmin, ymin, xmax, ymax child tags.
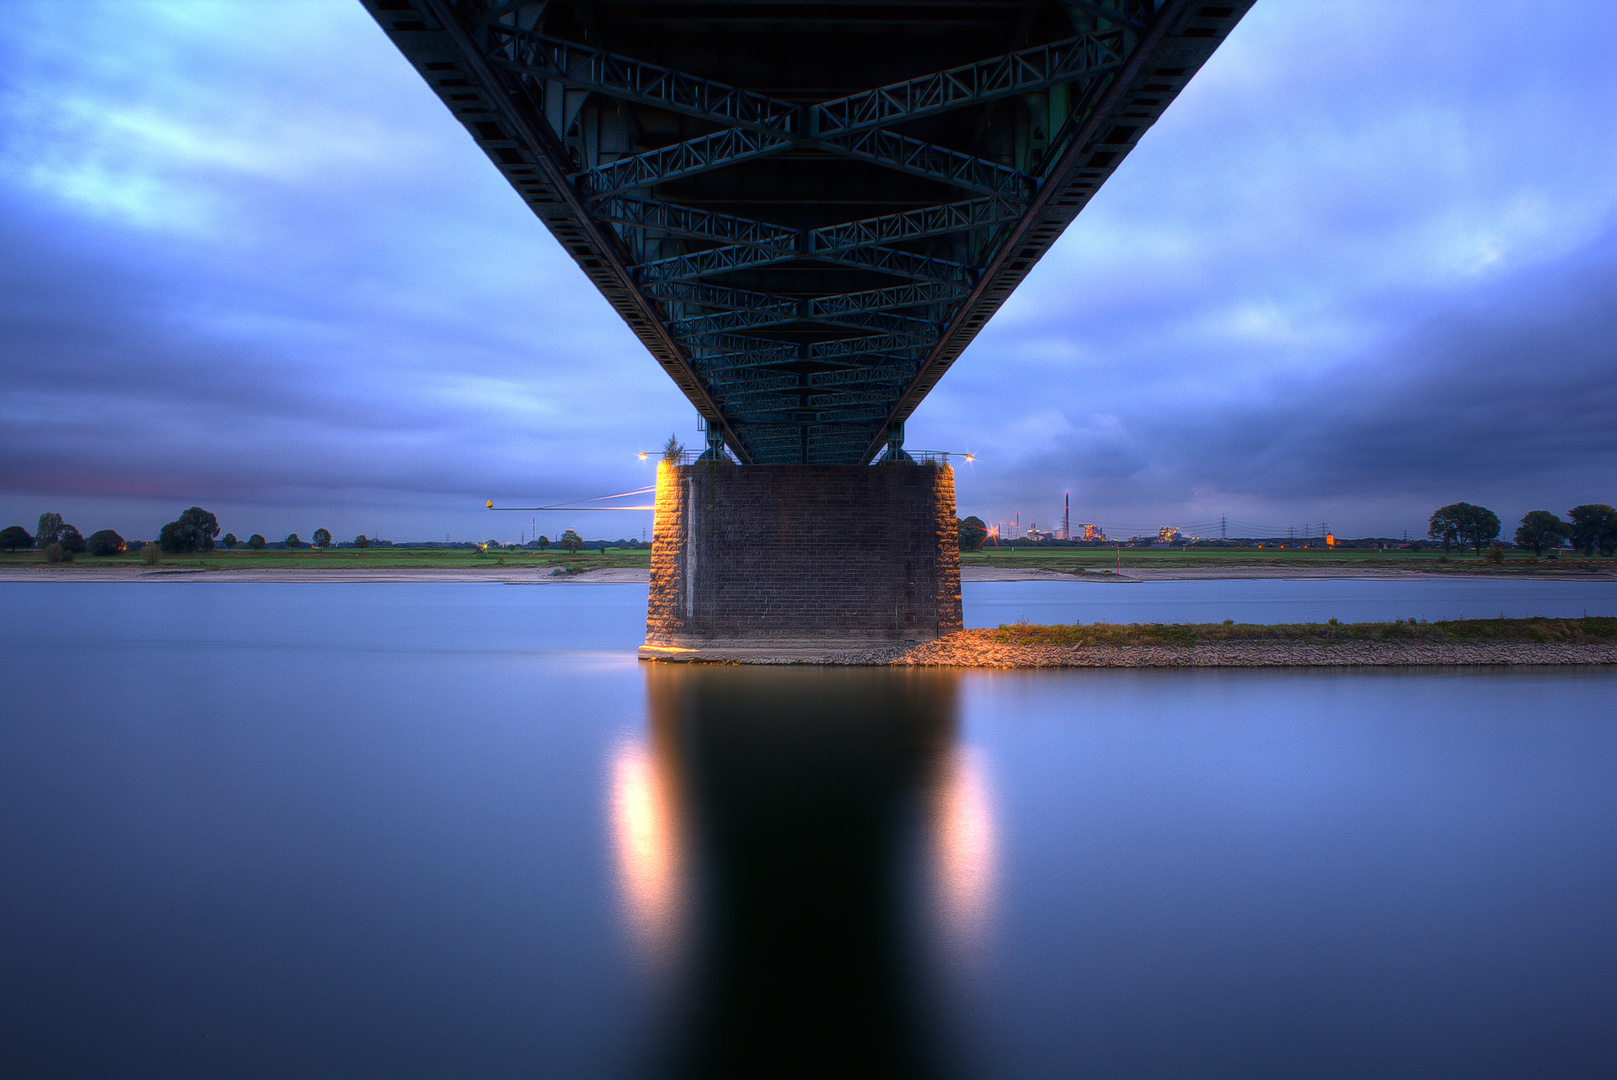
<box><xmin>365</xmin><ymin>0</ymin><xmax>1250</xmax><ymax>463</ymax></box>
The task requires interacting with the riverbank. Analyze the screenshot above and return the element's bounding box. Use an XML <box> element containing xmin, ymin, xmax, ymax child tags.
<box><xmin>9</xmin><ymin>564</ymin><xmax>1614</xmax><ymax>583</ymax></box>
<box><xmin>0</xmin><ymin>566</ymin><xmax>652</xmax><ymax>583</ymax></box>
<box><xmin>644</xmin><ymin>617</ymin><xmax>1617</xmax><ymax>667</ymax></box>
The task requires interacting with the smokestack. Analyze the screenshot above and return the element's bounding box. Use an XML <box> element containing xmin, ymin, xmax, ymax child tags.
<box><xmin>1064</xmin><ymin>493</ymin><xmax>1069</xmax><ymax>541</ymax></box>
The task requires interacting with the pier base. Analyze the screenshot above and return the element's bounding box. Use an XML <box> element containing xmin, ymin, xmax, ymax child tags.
<box><xmin>640</xmin><ymin>462</ymin><xmax>962</xmax><ymax>659</ymax></box>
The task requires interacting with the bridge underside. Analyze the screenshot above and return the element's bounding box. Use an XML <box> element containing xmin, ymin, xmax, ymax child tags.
<box><xmin>366</xmin><ymin>0</ymin><xmax>1250</xmax><ymax>464</ymax></box>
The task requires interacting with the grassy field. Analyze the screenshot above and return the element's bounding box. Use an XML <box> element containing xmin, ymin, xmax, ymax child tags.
<box><xmin>962</xmin><ymin>545</ymin><xmax>1612</xmax><ymax>574</ymax></box>
<box><xmin>994</xmin><ymin>616</ymin><xmax>1617</xmax><ymax>647</ymax></box>
<box><xmin>0</xmin><ymin>546</ymin><xmax>653</xmax><ymax>571</ymax></box>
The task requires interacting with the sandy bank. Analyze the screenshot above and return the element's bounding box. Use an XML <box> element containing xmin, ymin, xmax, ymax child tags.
<box><xmin>961</xmin><ymin>565</ymin><xmax>1617</xmax><ymax>582</ymax></box>
<box><xmin>0</xmin><ymin>566</ymin><xmax>652</xmax><ymax>584</ymax></box>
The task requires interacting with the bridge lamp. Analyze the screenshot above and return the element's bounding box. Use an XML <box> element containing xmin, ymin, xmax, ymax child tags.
<box><xmin>486</xmin><ymin>500</ymin><xmax>493</xmax><ymax>509</ymax></box>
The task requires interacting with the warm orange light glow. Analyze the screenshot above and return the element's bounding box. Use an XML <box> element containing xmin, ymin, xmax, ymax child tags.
<box><xmin>610</xmin><ymin>739</ymin><xmax>686</xmax><ymax>960</ymax></box>
<box><xmin>1326</xmin><ymin>533</ymin><xmax>1336</xmax><ymax>547</ymax></box>
<box><xmin>931</xmin><ymin>746</ymin><xmax>995</xmax><ymax>949</ymax></box>
<box><xmin>638</xmin><ymin>452</ymin><xmax>649</xmax><ymax>459</ymax></box>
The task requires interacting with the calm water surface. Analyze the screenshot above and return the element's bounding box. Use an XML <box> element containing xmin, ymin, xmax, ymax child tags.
<box><xmin>1</xmin><ymin>582</ymin><xmax>1613</xmax><ymax>1079</ymax></box>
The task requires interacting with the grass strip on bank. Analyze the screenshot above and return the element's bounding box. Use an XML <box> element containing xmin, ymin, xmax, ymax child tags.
<box><xmin>0</xmin><ymin>547</ymin><xmax>652</xmax><ymax>572</ymax></box>
<box><xmin>993</xmin><ymin>616</ymin><xmax>1617</xmax><ymax>647</ymax></box>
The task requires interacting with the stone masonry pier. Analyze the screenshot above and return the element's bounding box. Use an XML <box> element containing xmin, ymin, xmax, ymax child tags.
<box><xmin>640</xmin><ymin>462</ymin><xmax>962</xmax><ymax>660</ymax></box>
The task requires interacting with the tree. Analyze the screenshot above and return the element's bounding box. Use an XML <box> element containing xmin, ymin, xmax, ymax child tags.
<box><xmin>160</xmin><ymin>507</ymin><xmax>220</xmax><ymax>552</ymax></box>
<box><xmin>36</xmin><ymin>513</ymin><xmax>64</xmax><ymax>548</ymax></box>
<box><xmin>537</xmin><ymin>535</ymin><xmax>550</xmax><ymax>550</ymax></box>
<box><xmin>0</xmin><ymin>525</ymin><xmax>32</xmax><ymax>551</ymax></box>
<box><xmin>87</xmin><ymin>529</ymin><xmax>125</xmax><ymax>556</ymax></box>
<box><xmin>1514</xmin><ymin>511</ymin><xmax>1570</xmax><ymax>555</ymax></box>
<box><xmin>559</xmin><ymin>528</ymin><xmax>583</xmax><ymax>554</ymax></box>
<box><xmin>54</xmin><ymin>524</ymin><xmax>84</xmax><ymax>554</ymax></box>
<box><xmin>221</xmin><ymin>533</ymin><xmax>238</xmax><ymax>549</ymax></box>
<box><xmin>661</xmin><ymin>433</ymin><xmax>684</xmax><ymax>463</ymax></box>
<box><xmin>1460</xmin><ymin>505</ymin><xmax>1500</xmax><ymax>554</ymax></box>
<box><xmin>1427</xmin><ymin>505</ymin><xmax>1462</xmax><ymax>552</ymax></box>
<box><xmin>355</xmin><ymin>535</ymin><xmax>371</xmax><ymax>550</ymax></box>
<box><xmin>248</xmin><ymin>534</ymin><xmax>266</xmax><ymax>550</ymax></box>
<box><xmin>1429</xmin><ymin>502</ymin><xmax>1498</xmax><ymax>554</ymax></box>
<box><xmin>312</xmin><ymin>528</ymin><xmax>332</xmax><ymax>550</ymax></box>
<box><xmin>285</xmin><ymin>533</ymin><xmax>303</xmax><ymax>549</ymax></box>
<box><xmin>957</xmin><ymin>515</ymin><xmax>988</xmax><ymax>552</ymax></box>
<box><xmin>1568</xmin><ymin>504</ymin><xmax>1617</xmax><ymax>556</ymax></box>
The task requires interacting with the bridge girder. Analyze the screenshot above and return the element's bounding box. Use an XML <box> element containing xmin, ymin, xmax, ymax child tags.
<box><xmin>365</xmin><ymin>0</ymin><xmax>1252</xmax><ymax>463</ymax></box>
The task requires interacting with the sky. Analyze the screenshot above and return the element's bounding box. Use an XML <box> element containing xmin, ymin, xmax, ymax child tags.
<box><xmin>2</xmin><ymin>1</ymin><xmax>1615</xmax><ymax>544</ymax></box>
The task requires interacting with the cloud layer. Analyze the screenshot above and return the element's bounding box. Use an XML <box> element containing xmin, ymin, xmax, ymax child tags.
<box><xmin>2</xmin><ymin>1</ymin><xmax>1615</xmax><ymax>542</ymax></box>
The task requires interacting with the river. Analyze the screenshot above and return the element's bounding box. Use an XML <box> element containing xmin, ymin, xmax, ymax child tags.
<box><xmin>1</xmin><ymin>581</ymin><xmax>1613</xmax><ymax>1078</ymax></box>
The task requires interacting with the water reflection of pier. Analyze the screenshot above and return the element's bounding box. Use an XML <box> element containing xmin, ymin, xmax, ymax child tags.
<box><xmin>613</xmin><ymin>667</ymin><xmax>992</xmax><ymax>1079</ymax></box>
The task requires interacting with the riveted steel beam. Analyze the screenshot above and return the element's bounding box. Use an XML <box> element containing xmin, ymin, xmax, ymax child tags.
<box><xmin>808</xmin><ymin>333</ymin><xmax>936</xmax><ymax>362</ymax></box>
<box><xmin>488</xmin><ymin>29</ymin><xmax>797</xmax><ymax>135</ymax></box>
<box><xmin>636</xmin><ymin>241</ymin><xmax>799</xmax><ymax>285</ymax></box>
<box><xmin>808</xmin><ymin>195</ymin><xmax>1024</xmax><ymax>252</ymax></box>
<box><xmin>640</xmin><ymin>236</ymin><xmax>974</xmax><ymax>289</ymax></box>
<box><xmin>667</xmin><ymin>305</ymin><xmax>935</xmax><ymax>340</ymax></box>
<box><xmin>595</xmin><ymin>195</ymin><xmax>798</xmax><ymax>249</ymax></box>
<box><xmin>818</xmin><ymin>128</ymin><xmax>1035</xmax><ymax>199</ymax></box>
<box><xmin>642</xmin><ymin>280</ymin><xmax>799</xmax><ymax>319</ymax></box>
<box><xmin>576</xmin><ymin>127</ymin><xmax>794</xmax><ymax>197</ymax></box>
<box><xmin>811</xmin><ymin>244</ymin><xmax>977</xmax><ymax>289</ymax></box>
<box><xmin>810</xmin><ymin>33</ymin><xmax>1125</xmax><ymax>136</ymax></box>
<box><xmin>682</xmin><ymin>330</ymin><xmax>796</xmax><ymax>355</ymax></box>
<box><xmin>807</xmin><ymin>281</ymin><xmax>969</xmax><ymax>319</ymax></box>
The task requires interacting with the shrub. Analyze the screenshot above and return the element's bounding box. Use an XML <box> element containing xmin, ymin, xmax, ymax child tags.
<box><xmin>0</xmin><ymin>525</ymin><xmax>32</xmax><ymax>551</ymax></box>
<box><xmin>1485</xmin><ymin>545</ymin><xmax>1504</xmax><ymax>563</ymax></box>
<box><xmin>87</xmin><ymin>529</ymin><xmax>125</xmax><ymax>556</ymax></box>
<box><xmin>141</xmin><ymin>543</ymin><xmax>161</xmax><ymax>565</ymax></box>
<box><xmin>44</xmin><ymin>542</ymin><xmax>67</xmax><ymax>563</ymax></box>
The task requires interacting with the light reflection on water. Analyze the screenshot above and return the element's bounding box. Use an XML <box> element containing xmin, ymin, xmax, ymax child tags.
<box><xmin>0</xmin><ymin>584</ymin><xmax>1613</xmax><ymax>1079</ymax></box>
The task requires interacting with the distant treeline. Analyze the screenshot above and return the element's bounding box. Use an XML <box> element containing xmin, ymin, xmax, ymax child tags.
<box><xmin>0</xmin><ymin>506</ymin><xmax>645</xmax><ymax>561</ymax></box>
<box><xmin>953</xmin><ymin>502</ymin><xmax>1617</xmax><ymax>556</ymax></box>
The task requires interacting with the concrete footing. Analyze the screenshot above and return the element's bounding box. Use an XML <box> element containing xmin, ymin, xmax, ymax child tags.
<box><xmin>641</xmin><ymin>461</ymin><xmax>962</xmax><ymax>658</ymax></box>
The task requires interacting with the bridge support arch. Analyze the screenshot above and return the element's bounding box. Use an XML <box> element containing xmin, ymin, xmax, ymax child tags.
<box><xmin>640</xmin><ymin>462</ymin><xmax>962</xmax><ymax>660</ymax></box>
